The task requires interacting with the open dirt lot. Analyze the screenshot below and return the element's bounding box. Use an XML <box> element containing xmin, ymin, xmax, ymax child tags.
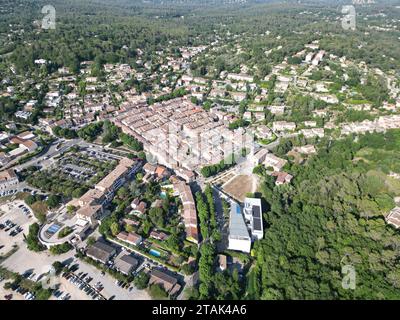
<box><xmin>1</xmin><ymin>245</ymin><xmax>75</xmax><ymax>280</ymax></box>
<box><xmin>222</xmin><ymin>174</ymin><xmax>257</xmax><ymax>202</ymax></box>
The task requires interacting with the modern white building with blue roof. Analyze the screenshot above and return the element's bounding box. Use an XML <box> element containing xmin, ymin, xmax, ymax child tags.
<box><xmin>228</xmin><ymin>198</ymin><xmax>264</xmax><ymax>253</ymax></box>
<box><xmin>228</xmin><ymin>201</ymin><xmax>252</xmax><ymax>253</ymax></box>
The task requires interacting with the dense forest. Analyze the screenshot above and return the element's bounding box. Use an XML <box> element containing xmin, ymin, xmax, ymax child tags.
<box><xmin>1</xmin><ymin>0</ymin><xmax>399</xmax><ymax>76</ymax></box>
<box><xmin>247</xmin><ymin>130</ymin><xmax>400</xmax><ymax>299</ymax></box>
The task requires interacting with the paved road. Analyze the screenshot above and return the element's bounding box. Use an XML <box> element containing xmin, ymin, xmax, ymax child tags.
<box><xmin>212</xmin><ymin>187</ymin><xmax>229</xmax><ymax>252</ymax></box>
<box><xmin>14</xmin><ymin>138</ymin><xmax>84</xmax><ymax>172</ymax></box>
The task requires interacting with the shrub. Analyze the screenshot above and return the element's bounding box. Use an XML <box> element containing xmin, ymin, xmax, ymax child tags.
<box><xmin>148</xmin><ymin>283</ymin><xmax>168</xmax><ymax>299</ymax></box>
<box><xmin>133</xmin><ymin>272</ymin><xmax>150</xmax><ymax>290</ymax></box>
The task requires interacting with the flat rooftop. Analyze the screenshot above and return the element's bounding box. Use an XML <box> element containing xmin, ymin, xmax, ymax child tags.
<box><xmin>229</xmin><ymin>202</ymin><xmax>250</xmax><ymax>240</ymax></box>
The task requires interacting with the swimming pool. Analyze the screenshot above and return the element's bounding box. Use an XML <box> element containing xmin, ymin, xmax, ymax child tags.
<box><xmin>47</xmin><ymin>224</ymin><xmax>61</xmax><ymax>235</ymax></box>
<box><xmin>160</xmin><ymin>191</ymin><xmax>167</xmax><ymax>199</ymax></box>
<box><xmin>149</xmin><ymin>249</ymin><xmax>161</xmax><ymax>257</ymax></box>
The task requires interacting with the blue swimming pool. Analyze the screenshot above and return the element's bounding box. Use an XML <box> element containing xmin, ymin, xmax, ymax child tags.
<box><xmin>160</xmin><ymin>191</ymin><xmax>167</xmax><ymax>199</ymax></box>
<box><xmin>149</xmin><ymin>249</ymin><xmax>161</xmax><ymax>257</ymax></box>
<box><xmin>47</xmin><ymin>224</ymin><xmax>61</xmax><ymax>234</ymax></box>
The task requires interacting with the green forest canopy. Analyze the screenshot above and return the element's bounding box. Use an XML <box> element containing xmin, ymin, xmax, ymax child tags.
<box><xmin>247</xmin><ymin>130</ymin><xmax>400</xmax><ymax>299</ymax></box>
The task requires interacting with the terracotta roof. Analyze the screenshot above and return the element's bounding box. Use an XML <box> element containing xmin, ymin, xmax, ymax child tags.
<box><xmin>150</xmin><ymin>269</ymin><xmax>178</xmax><ymax>293</ymax></box>
<box><xmin>96</xmin><ymin>157</ymin><xmax>135</xmax><ymax>191</ymax></box>
<box><xmin>155</xmin><ymin>165</ymin><xmax>168</xmax><ymax>177</ymax></box>
<box><xmin>117</xmin><ymin>231</ymin><xmax>142</xmax><ymax>245</ymax></box>
<box><xmin>76</xmin><ymin>204</ymin><xmax>102</xmax><ymax>218</ymax></box>
<box><xmin>0</xmin><ymin>169</ymin><xmax>18</xmax><ymax>182</ymax></box>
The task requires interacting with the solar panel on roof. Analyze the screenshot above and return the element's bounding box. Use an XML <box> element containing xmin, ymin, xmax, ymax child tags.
<box><xmin>253</xmin><ymin>218</ymin><xmax>262</xmax><ymax>231</ymax></box>
<box><xmin>253</xmin><ymin>206</ymin><xmax>261</xmax><ymax>218</ymax></box>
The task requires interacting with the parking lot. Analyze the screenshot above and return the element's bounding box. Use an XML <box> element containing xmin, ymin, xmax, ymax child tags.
<box><xmin>72</xmin><ymin>258</ymin><xmax>151</xmax><ymax>300</ymax></box>
<box><xmin>0</xmin><ymin>200</ymin><xmax>35</xmax><ymax>256</ymax></box>
<box><xmin>0</xmin><ymin>281</ymin><xmax>24</xmax><ymax>301</ymax></box>
<box><xmin>57</xmin><ymin>149</ymin><xmax>120</xmax><ymax>181</ymax></box>
<box><xmin>1</xmin><ymin>244</ymin><xmax>75</xmax><ymax>280</ymax></box>
<box><xmin>49</xmin><ymin>276</ymin><xmax>91</xmax><ymax>301</ymax></box>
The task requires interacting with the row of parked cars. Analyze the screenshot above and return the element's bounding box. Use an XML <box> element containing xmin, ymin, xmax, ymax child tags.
<box><xmin>114</xmin><ymin>279</ymin><xmax>136</xmax><ymax>293</ymax></box>
<box><xmin>0</xmin><ymin>275</ymin><xmax>33</xmax><ymax>299</ymax></box>
<box><xmin>17</xmin><ymin>203</ymin><xmax>31</xmax><ymax>216</ymax></box>
<box><xmin>0</xmin><ymin>273</ymin><xmax>34</xmax><ymax>300</ymax></box>
<box><xmin>0</xmin><ymin>219</ymin><xmax>23</xmax><ymax>237</ymax></box>
<box><xmin>0</xmin><ymin>189</ymin><xmax>17</xmax><ymax>197</ymax></box>
<box><xmin>23</xmin><ymin>292</ymin><xmax>36</xmax><ymax>300</ymax></box>
<box><xmin>53</xmin><ymin>290</ymin><xmax>71</xmax><ymax>300</ymax></box>
<box><xmin>63</xmin><ymin>272</ymin><xmax>105</xmax><ymax>300</ymax></box>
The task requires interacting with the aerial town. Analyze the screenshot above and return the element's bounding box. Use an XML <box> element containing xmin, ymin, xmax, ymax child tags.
<box><xmin>1</xmin><ymin>0</ymin><xmax>400</xmax><ymax>303</ymax></box>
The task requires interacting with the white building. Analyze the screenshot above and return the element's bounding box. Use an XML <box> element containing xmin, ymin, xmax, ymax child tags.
<box><xmin>243</xmin><ymin>197</ymin><xmax>263</xmax><ymax>240</ymax></box>
<box><xmin>228</xmin><ymin>202</ymin><xmax>251</xmax><ymax>253</ymax></box>
<box><xmin>264</xmin><ymin>153</ymin><xmax>287</xmax><ymax>171</ymax></box>
<box><xmin>305</xmin><ymin>53</ymin><xmax>314</xmax><ymax>63</ymax></box>
<box><xmin>227</xmin><ymin>73</ymin><xmax>254</xmax><ymax>82</ymax></box>
<box><xmin>386</xmin><ymin>207</ymin><xmax>400</xmax><ymax>229</ymax></box>
<box><xmin>15</xmin><ymin>111</ymin><xmax>32</xmax><ymax>120</ymax></box>
<box><xmin>273</xmin><ymin>121</ymin><xmax>296</xmax><ymax>132</ymax></box>
<box><xmin>0</xmin><ymin>169</ymin><xmax>19</xmax><ymax>192</ymax></box>
<box><xmin>268</xmin><ymin>105</ymin><xmax>285</xmax><ymax>115</ymax></box>
<box><xmin>250</xmin><ymin>148</ymin><xmax>269</xmax><ymax>166</ymax></box>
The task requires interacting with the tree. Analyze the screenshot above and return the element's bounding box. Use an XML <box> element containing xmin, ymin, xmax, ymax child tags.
<box><xmin>67</xmin><ymin>205</ymin><xmax>76</xmax><ymax>214</ymax></box>
<box><xmin>166</xmin><ymin>234</ymin><xmax>181</xmax><ymax>251</ymax></box>
<box><xmin>46</xmin><ymin>194</ymin><xmax>61</xmax><ymax>209</ymax></box>
<box><xmin>134</xmin><ymin>272</ymin><xmax>150</xmax><ymax>290</ymax></box>
<box><xmin>110</xmin><ymin>222</ymin><xmax>121</xmax><ymax>236</ymax></box>
<box><xmin>26</xmin><ymin>223</ymin><xmax>45</xmax><ymax>252</ymax></box>
<box><xmin>180</xmin><ymin>263</ymin><xmax>195</xmax><ymax>275</ymax></box>
<box><xmin>148</xmin><ymin>207</ymin><xmax>165</xmax><ymax>229</ymax></box>
<box><xmin>49</xmin><ymin>242</ymin><xmax>72</xmax><ymax>255</ymax></box>
<box><xmin>52</xmin><ymin>261</ymin><xmax>64</xmax><ymax>275</ymax></box>
<box><xmin>119</xmin><ymin>133</ymin><xmax>143</xmax><ymax>151</ymax></box>
<box><xmin>87</xmin><ymin>236</ymin><xmax>96</xmax><ymax>246</ymax></box>
<box><xmin>148</xmin><ymin>283</ymin><xmax>168</xmax><ymax>299</ymax></box>
<box><xmin>198</xmin><ymin>243</ymin><xmax>215</xmax><ymax>299</ymax></box>
<box><xmin>25</xmin><ymin>195</ymin><xmax>36</xmax><ymax>206</ymax></box>
<box><xmin>253</xmin><ymin>165</ymin><xmax>265</xmax><ymax>176</ymax></box>
<box><xmin>72</xmin><ymin>188</ymin><xmax>87</xmax><ymax>198</ymax></box>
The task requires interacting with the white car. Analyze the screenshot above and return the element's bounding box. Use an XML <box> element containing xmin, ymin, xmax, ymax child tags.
<box><xmin>24</xmin><ymin>292</ymin><xmax>33</xmax><ymax>300</ymax></box>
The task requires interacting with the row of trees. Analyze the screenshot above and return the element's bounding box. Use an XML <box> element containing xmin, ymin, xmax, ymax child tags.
<box><xmin>192</xmin><ymin>185</ymin><xmax>243</xmax><ymax>299</ymax></box>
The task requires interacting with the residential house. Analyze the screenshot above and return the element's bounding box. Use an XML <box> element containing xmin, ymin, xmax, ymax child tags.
<box><xmin>114</xmin><ymin>253</ymin><xmax>139</xmax><ymax>275</ymax></box>
<box><xmin>86</xmin><ymin>240</ymin><xmax>116</xmax><ymax>264</ymax></box>
<box><xmin>271</xmin><ymin>171</ymin><xmax>293</xmax><ymax>186</ymax></box>
<box><xmin>386</xmin><ymin>207</ymin><xmax>400</xmax><ymax>229</ymax></box>
<box><xmin>218</xmin><ymin>254</ymin><xmax>227</xmax><ymax>271</ymax></box>
<box><xmin>0</xmin><ymin>169</ymin><xmax>19</xmax><ymax>192</ymax></box>
<box><xmin>149</xmin><ymin>269</ymin><xmax>181</xmax><ymax>296</ymax></box>
<box><xmin>272</xmin><ymin>121</ymin><xmax>296</xmax><ymax>132</ymax></box>
<box><xmin>150</xmin><ymin>230</ymin><xmax>168</xmax><ymax>241</ymax></box>
<box><xmin>117</xmin><ymin>231</ymin><xmax>142</xmax><ymax>246</ymax></box>
<box><xmin>264</xmin><ymin>153</ymin><xmax>287</xmax><ymax>171</ymax></box>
